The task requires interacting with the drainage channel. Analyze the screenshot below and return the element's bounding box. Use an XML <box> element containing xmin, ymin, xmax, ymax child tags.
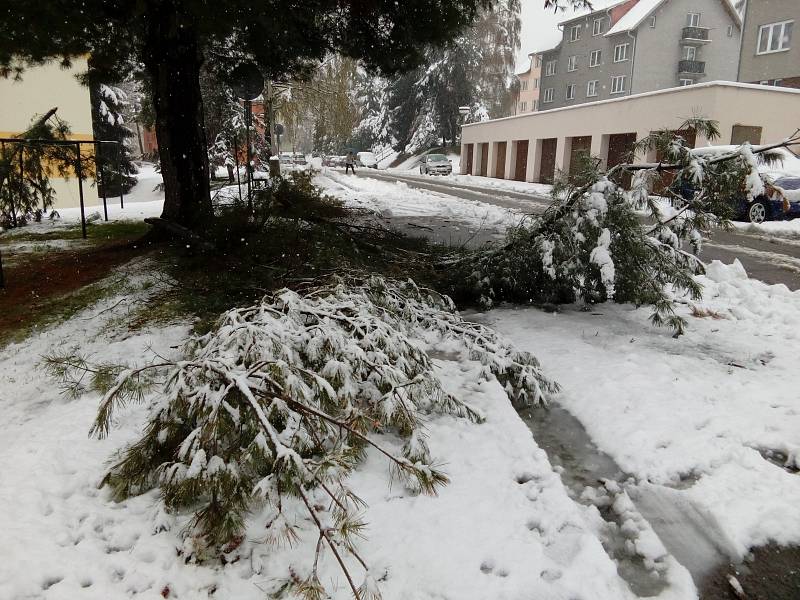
<box><xmin>518</xmin><ymin>403</ymin><xmax>738</xmax><ymax>597</ymax></box>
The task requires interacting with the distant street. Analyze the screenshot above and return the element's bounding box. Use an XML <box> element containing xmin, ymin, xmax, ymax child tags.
<box><xmin>356</xmin><ymin>169</ymin><xmax>800</xmax><ymax>290</ymax></box>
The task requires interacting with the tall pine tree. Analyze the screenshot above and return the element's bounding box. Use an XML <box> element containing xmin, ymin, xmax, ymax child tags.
<box><xmin>1</xmin><ymin>0</ymin><xmax>507</xmax><ymax>230</ymax></box>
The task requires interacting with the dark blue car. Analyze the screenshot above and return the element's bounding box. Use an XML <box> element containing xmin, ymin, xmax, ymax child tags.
<box><xmin>673</xmin><ymin>176</ymin><xmax>800</xmax><ymax>224</ymax></box>
<box><xmin>736</xmin><ymin>177</ymin><xmax>800</xmax><ymax>224</ymax></box>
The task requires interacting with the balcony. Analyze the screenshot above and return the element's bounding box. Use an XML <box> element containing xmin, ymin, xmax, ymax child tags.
<box><xmin>678</xmin><ymin>59</ymin><xmax>706</xmax><ymax>75</ymax></box>
<box><xmin>681</xmin><ymin>26</ymin><xmax>710</xmax><ymax>44</ymax></box>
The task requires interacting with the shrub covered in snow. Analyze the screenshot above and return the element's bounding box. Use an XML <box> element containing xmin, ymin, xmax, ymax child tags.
<box><xmin>45</xmin><ymin>275</ymin><xmax>556</xmax><ymax>598</ymax></box>
<box><xmin>452</xmin><ymin>119</ymin><xmax>797</xmax><ymax>335</ymax></box>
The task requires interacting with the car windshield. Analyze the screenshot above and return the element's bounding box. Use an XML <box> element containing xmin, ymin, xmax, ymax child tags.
<box><xmin>427</xmin><ymin>154</ymin><xmax>447</xmax><ymax>161</ymax></box>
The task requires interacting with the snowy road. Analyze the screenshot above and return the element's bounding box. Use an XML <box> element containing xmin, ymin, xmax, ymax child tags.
<box><xmin>353</xmin><ymin>169</ymin><xmax>800</xmax><ymax>290</ymax></box>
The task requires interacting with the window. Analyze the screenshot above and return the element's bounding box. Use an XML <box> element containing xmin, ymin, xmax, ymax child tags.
<box><xmin>727</xmin><ymin>25</ymin><xmax>734</xmax><ymax>37</ymax></box>
<box><xmin>610</xmin><ymin>75</ymin><xmax>626</xmax><ymax>94</ymax></box>
<box><xmin>614</xmin><ymin>43</ymin><xmax>630</xmax><ymax>62</ymax></box>
<box><xmin>758</xmin><ymin>20</ymin><xmax>793</xmax><ymax>54</ymax></box>
<box><xmin>589</xmin><ymin>49</ymin><xmax>602</xmax><ymax>67</ymax></box>
<box><xmin>567</xmin><ymin>55</ymin><xmax>578</xmax><ymax>71</ymax></box>
<box><xmin>593</xmin><ymin>18</ymin><xmax>603</xmax><ymax>36</ymax></box>
<box><xmin>570</xmin><ymin>24</ymin><xmax>581</xmax><ymax>42</ymax></box>
<box><xmin>532</xmin><ymin>100</ymin><xmax>539</xmax><ymax>111</ymax></box>
<box><xmin>587</xmin><ymin>80</ymin><xmax>599</xmax><ymax>97</ymax></box>
<box><xmin>521</xmin><ymin>80</ymin><xmax>528</xmax><ymax>91</ymax></box>
<box><xmin>543</xmin><ymin>88</ymin><xmax>554</xmax><ymax>103</ymax></box>
<box><xmin>682</xmin><ymin>46</ymin><xmax>696</xmax><ymax>60</ymax></box>
<box><xmin>566</xmin><ymin>83</ymin><xmax>576</xmax><ymax>100</ymax></box>
<box><xmin>545</xmin><ymin>60</ymin><xmax>557</xmax><ymax>76</ymax></box>
<box><xmin>533</xmin><ymin>77</ymin><xmax>539</xmax><ymax>89</ymax></box>
<box><xmin>649</xmin><ymin>15</ymin><xmax>657</xmax><ymax>28</ymax></box>
<box><xmin>679</xmin><ymin>78</ymin><xmax>693</xmax><ymax>86</ymax></box>
<box><xmin>686</xmin><ymin>13</ymin><xmax>700</xmax><ymax>27</ymax></box>
<box><xmin>520</xmin><ymin>101</ymin><xmax>527</xmax><ymax>112</ymax></box>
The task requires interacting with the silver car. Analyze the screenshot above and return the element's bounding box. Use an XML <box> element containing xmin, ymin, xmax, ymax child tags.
<box><xmin>419</xmin><ymin>153</ymin><xmax>452</xmax><ymax>175</ymax></box>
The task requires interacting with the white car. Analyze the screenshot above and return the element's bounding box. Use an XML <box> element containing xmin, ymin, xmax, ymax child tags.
<box><xmin>356</xmin><ymin>151</ymin><xmax>378</xmax><ymax>169</ymax></box>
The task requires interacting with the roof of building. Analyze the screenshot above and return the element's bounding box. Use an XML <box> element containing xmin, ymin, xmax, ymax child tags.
<box><xmin>605</xmin><ymin>0</ymin><xmax>741</xmax><ymax>36</ymax></box>
<box><xmin>557</xmin><ymin>0</ymin><xmax>629</xmax><ymax>26</ymax></box>
<box><xmin>463</xmin><ymin>80</ymin><xmax>800</xmax><ymax>127</ymax></box>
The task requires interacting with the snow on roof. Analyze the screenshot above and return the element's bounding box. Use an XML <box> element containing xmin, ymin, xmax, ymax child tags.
<box><xmin>605</xmin><ymin>0</ymin><xmax>741</xmax><ymax>36</ymax></box>
<box><xmin>557</xmin><ymin>0</ymin><xmax>628</xmax><ymax>26</ymax></box>
<box><xmin>605</xmin><ymin>0</ymin><xmax>663</xmax><ymax>36</ymax></box>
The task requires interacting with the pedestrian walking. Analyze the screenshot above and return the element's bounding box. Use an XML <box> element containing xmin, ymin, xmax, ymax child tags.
<box><xmin>345</xmin><ymin>151</ymin><xmax>356</xmax><ymax>175</ymax></box>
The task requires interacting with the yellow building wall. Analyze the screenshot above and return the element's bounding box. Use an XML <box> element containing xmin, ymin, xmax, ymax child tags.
<box><xmin>0</xmin><ymin>57</ymin><xmax>98</xmax><ymax>209</ymax></box>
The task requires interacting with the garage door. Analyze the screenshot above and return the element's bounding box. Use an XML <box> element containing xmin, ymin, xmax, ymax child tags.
<box><xmin>495</xmin><ymin>142</ymin><xmax>507</xmax><ymax>178</ymax></box>
<box><xmin>465</xmin><ymin>144</ymin><xmax>473</xmax><ymax>174</ymax></box>
<box><xmin>514</xmin><ymin>140</ymin><xmax>528</xmax><ymax>181</ymax></box>
<box><xmin>480</xmin><ymin>143</ymin><xmax>489</xmax><ymax>177</ymax></box>
<box><xmin>569</xmin><ymin>135</ymin><xmax>592</xmax><ymax>177</ymax></box>
<box><xmin>539</xmin><ymin>138</ymin><xmax>557</xmax><ymax>184</ymax></box>
<box><xmin>607</xmin><ymin>133</ymin><xmax>637</xmax><ymax>188</ymax></box>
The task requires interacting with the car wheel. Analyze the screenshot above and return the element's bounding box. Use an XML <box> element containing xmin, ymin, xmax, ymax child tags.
<box><xmin>748</xmin><ymin>200</ymin><xmax>769</xmax><ymax>224</ymax></box>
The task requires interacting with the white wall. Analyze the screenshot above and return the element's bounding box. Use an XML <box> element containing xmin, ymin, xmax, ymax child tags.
<box><xmin>461</xmin><ymin>81</ymin><xmax>800</xmax><ymax>180</ymax></box>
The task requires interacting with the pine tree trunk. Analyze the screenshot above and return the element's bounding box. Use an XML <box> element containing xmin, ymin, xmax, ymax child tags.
<box><xmin>144</xmin><ymin>1</ymin><xmax>212</xmax><ymax>230</ymax></box>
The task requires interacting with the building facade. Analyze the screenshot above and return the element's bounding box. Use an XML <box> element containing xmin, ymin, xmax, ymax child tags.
<box><xmin>737</xmin><ymin>0</ymin><xmax>798</xmax><ymax>87</ymax></box>
<box><xmin>0</xmin><ymin>57</ymin><xmax>98</xmax><ymax>209</ymax></box>
<box><xmin>539</xmin><ymin>0</ymin><xmax>741</xmax><ymax>110</ymax></box>
<box><xmin>512</xmin><ymin>53</ymin><xmax>543</xmax><ymax>114</ymax></box>
<box><xmin>460</xmin><ymin>81</ymin><xmax>799</xmax><ymax>184</ymax></box>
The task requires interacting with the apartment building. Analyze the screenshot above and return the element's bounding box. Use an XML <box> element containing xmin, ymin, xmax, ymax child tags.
<box><xmin>539</xmin><ymin>0</ymin><xmax>741</xmax><ymax>110</ymax></box>
<box><xmin>737</xmin><ymin>0</ymin><xmax>798</xmax><ymax>88</ymax></box>
<box><xmin>512</xmin><ymin>53</ymin><xmax>543</xmax><ymax>114</ymax></box>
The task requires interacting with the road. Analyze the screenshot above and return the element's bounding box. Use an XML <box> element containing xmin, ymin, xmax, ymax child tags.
<box><xmin>355</xmin><ymin>169</ymin><xmax>800</xmax><ymax>290</ymax></box>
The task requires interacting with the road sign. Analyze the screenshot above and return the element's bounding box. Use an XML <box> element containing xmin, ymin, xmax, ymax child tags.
<box><xmin>230</xmin><ymin>63</ymin><xmax>264</xmax><ymax>101</ymax></box>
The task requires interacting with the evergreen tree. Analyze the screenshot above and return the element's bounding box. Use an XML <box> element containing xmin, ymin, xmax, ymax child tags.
<box><xmin>354</xmin><ymin>0</ymin><xmax>522</xmax><ymax>155</ymax></box>
<box><xmin>1</xmin><ymin>0</ymin><xmax>511</xmax><ymax>231</ymax></box>
<box><xmin>0</xmin><ymin>109</ymin><xmax>75</xmax><ymax>227</ymax></box>
<box><xmin>89</xmin><ymin>79</ymin><xmax>139</xmax><ymax>194</ymax></box>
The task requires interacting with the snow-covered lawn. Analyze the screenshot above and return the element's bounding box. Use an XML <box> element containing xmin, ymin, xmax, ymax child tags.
<box><xmin>3</xmin><ymin>165</ymin><xmax>800</xmax><ymax>599</ymax></box>
<box><xmin>0</xmin><ymin>261</ymin><xmax>645</xmax><ymax>600</ymax></box>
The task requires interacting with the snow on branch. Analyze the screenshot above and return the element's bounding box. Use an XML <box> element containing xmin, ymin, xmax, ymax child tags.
<box><xmin>43</xmin><ymin>275</ymin><xmax>557</xmax><ymax>600</ymax></box>
<box><xmin>452</xmin><ymin>119</ymin><xmax>798</xmax><ymax>336</ymax></box>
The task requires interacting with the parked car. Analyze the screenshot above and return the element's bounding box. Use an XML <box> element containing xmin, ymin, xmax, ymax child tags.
<box><xmin>356</xmin><ymin>151</ymin><xmax>378</xmax><ymax>169</ymax></box>
<box><xmin>292</xmin><ymin>153</ymin><xmax>308</xmax><ymax>166</ymax></box>
<box><xmin>419</xmin><ymin>153</ymin><xmax>453</xmax><ymax>176</ymax></box>
<box><xmin>674</xmin><ymin>146</ymin><xmax>800</xmax><ymax>223</ymax></box>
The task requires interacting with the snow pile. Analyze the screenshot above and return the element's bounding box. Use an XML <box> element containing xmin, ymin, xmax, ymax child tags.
<box><xmin>317</xmin><ymin>171</ymin><xmax>522</xmax><ymax>228</ymax></box>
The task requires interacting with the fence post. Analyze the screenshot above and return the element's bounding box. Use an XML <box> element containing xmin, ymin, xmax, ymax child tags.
<box><xmin>117</xmin><ymin>142</ymin><xmax>124</xmax><ymax>209</ymax></box>
<box><xmin>75</xmin><ymin>143</ymin><xmax>87</xmax><ymax>239</ymax></box>
<box><xmin>97</xmin><ymin>143</ymin><xmax>108</xmax><ymax>221</ymax></box>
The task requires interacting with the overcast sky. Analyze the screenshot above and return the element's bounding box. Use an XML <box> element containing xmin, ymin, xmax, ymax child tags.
<box><xmin>516</xmin><ymin>0</ymin><xmax>620</xmax><ymax>71</ymax></box>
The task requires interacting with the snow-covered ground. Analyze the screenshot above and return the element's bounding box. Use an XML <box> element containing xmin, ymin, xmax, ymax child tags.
<box><xmin>317</xmin><ymin>170</ymin><xmax>521</xmax><ymax>229</ymax></box>
<box><xmin>4</xmin><ymin>165</ymin><xmax>800</xmax><ymax>599</ymax></box>
<box><xmin>0</xmin><ymin>261</ymin><xmax>651</xmax><ymax>600</ymax></box>
<box><xmin>487</xmin><ymin>259</ymin><xmax>800</xmax><ymax>561</ymax></box>
<box><xmin>732</xmin><ymin>219</ymin><xmax>800</xmax><ymax>239</ymax></box>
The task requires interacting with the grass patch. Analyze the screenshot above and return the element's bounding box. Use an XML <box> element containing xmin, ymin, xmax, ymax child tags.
<box><xmin>1</xmin><ymin>220</ymin><xmax>150</xmax><ymax>245</ymax></box>
<box><xmin>0</xmin><ymin>275</ymin><xmax>128</xmax><ymax>348</ymax></box>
